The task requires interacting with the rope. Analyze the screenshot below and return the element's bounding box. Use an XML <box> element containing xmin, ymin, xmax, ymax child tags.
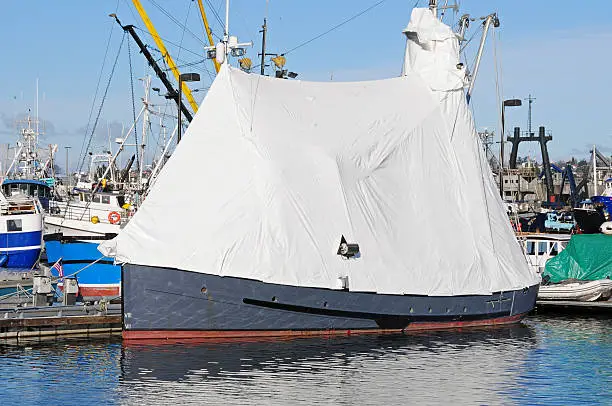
<box><xmin>0</xmin><ymin>256</ymin><xmax>107</xmax><ymax>302</ymax></box>
<box><xmin>127</xmin><ymin>38</ymin><xmax>141</xmax><ymax>173</ymax></box>
<box><xmin>78</xmin><ymin>33</ymin><xmax>127</xmax><ymax>173</ymax></box>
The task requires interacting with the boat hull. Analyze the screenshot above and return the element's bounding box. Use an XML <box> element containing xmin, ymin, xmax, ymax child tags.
<box><xmin>44</xmin><ymin>233</ymin><xmax>120</xmax><ymax>299</ymax></box>
<box><xmin>122</xmin><ymin>264</ymin><xmax>539</xmax><ymax>340</ymax></box>
<box><xmin>0</xmin><ymin>230</ymin><xmax>42</xmax><ymax>269</ymax></box>
<box><xmin>573</xmin><ymin>208</ymin><xmax>606</xmax><ymax>234</ymax></box>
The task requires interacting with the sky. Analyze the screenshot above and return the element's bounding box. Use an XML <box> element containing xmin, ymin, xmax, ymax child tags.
<box><xmin>1</xmin><ymin>0</ymin><xmax>611</xmax><ymax>172</ymax></box>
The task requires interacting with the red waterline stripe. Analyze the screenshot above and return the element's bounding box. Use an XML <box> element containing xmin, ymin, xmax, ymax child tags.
<box><xmin>122</xmin><ymin>313</ymin><xmax>527</xmax><ymax>342</ymax></box>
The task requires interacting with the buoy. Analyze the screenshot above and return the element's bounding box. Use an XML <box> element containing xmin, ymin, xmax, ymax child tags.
<box><xmin>91</xmin><ymin>216</ymin><xmax>100</xmax><ymax>224</ymax></box>
<box><xmin>108</xmin><ymin>211</ymin><xmax>121</xmax><ymax>224</ymax></box>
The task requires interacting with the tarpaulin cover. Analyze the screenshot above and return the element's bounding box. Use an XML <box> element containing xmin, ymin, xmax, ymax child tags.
<box><xmin>99</xmin><ymin>8</ymin><xmax>539</xmax><ymax>296</ymax></box>
<box><xmin>544</xmin><ymin>234</ymin><xmax>612</xmax><ymax>282</ymax></box>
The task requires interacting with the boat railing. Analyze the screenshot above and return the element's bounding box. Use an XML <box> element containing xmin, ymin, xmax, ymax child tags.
<box><xmin>55</xmin><ymin>204</ymin><xmax>128</xmax><ymax>225</ymax></box>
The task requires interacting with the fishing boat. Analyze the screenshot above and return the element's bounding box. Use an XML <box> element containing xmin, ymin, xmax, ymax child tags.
<box><xmin>0</xmin><ymin>190</ymin><xmax>43</xmax><ymax>269</ymax></box>
<box><xmin>101</xmin><ymin>4</ymin><xmax>540</xmax><ymax>340</ymax></box>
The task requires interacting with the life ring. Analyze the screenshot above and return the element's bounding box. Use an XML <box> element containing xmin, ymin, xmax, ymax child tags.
<box><xmin>108</xmin><ymin>211</ymin><xmax>121</xmax><ymax>224</ymax></box>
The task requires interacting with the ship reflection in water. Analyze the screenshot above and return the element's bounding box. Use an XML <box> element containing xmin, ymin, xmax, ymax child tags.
<box><xmin>1</xmin><ymin>316</ymin><xmax>610</xmax><ymax>405</ymax></box>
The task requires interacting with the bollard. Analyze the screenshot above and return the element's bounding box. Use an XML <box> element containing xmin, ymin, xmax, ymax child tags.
<box><xmin>63</xmin><ymin>277</ymin><xmax>79</xmax><ymax>305</ymax></box>
<box><xmin>32</xmin><ymin>274</ymin><xmax>53</xmax><ymax>306</ymax></box>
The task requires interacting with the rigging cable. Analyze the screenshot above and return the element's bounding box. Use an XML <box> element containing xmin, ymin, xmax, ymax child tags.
<box><xmin>78</xmin><ymin>0</ymin><xmax>121</xmax><ymax>172</ymax></box>
<box><xmin>127</xmin><ymin>36</ymin><xmax>141</xmax><ymax>174</ymax></box>
<box><xmin>282</xmin><ymin>0</ymin><xmax>388</xmax><ymax>56</ymax></box>
<box><xmin>145</xmin><ymin>0</ymin><xmax>208</xmax><ymax>46</ymax></box>
<box><xmin>78</xmin><ymin>33</ymin><xmax>127</xmax><ymax>173</ymax></box>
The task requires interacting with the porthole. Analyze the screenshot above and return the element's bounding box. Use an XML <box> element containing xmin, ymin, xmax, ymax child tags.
<box><xmin>427</xmin><ymin>307</ymin><xmax>432</xmax><ymax>313</ymax></box>
<box><xmin>463</xmin><ymin>306</ymin><xmax>468</xmax><ymax>313</ymax></box>
<box><xmin>272</xmin><ymin>296</ymin><xmax>278</xmax><ymax>302</ymax></box>
<box><xmin>201</xmin><ymin>286</ymin><xmax>207</xmax><ymax>294</ymax></box>
<box><xmin>323</xmin><ymin>301</ymin><xmax>328</xmax><ymax>307</ymax></box>
<box><xmin>409</xmin><ymin>307</ymin><xmax>414</xmax><ymax>313</ymax></box>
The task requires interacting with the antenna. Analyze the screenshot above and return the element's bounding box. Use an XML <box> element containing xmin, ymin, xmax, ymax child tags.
<box><xmin>525</xmin><ymin>94</ymin><xmax>536</xmax><ymax>136</ymax></box>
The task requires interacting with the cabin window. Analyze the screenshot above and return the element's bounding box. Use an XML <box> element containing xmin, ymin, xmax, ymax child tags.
<box><xmin>526</xmin><ymin>242</ymin><xmax>535</xmax><ymax>255</ymax></box>
<box><xmin>92</xmin><ymin>195</ymin><xmax>101</xmax><ymax>203</ymax></box>
<box><xmin>84</xmin><ymin>194</ymin><xmax>91</xmax><ymax>202</ymax></box>
<box><xmin>19</xmin><ymin>184</ymin><xmax>28</xmax><ymax>194</ymax></box>
<box><xmin>117</xmin><ymin>196</ymin><xmax>125</xmax><ymax>207</ymax></box>
<box><xmin>6</xmin><ymin>219</ymin><xmax>22</xmax><ymax>232</ymax></box>
<box><xmin>550</xmin><ymin>243</ymin><xmax>558</xmax><ymax>256</ymax></box>
<box><xmin>101</xmin><ymin>195</ymin><xmax>110</xmax><ymax>204</ymax></box>
<box><xmin>538</xmin><ymin>242</ymin><xmax>548</xmax><ymax>255</ymax></box>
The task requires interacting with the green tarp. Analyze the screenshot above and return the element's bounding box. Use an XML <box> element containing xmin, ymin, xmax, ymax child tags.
<box><xmin>544</xmin><ymin>234</ymin><xmax>612</xmax><ymax>282</ymax></box>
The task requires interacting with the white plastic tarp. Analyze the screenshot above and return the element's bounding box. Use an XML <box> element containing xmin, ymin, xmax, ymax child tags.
<box><xmin>100</xmin><ymin>8</ymin><xmax>539</xmax><ymax>295</ymax></box>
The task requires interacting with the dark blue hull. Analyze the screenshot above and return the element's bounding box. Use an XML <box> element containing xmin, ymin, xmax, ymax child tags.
<box><xmin>122</xmin><ymin>264</ymin><xmax>539</xmax><ymax>340</ymax></box>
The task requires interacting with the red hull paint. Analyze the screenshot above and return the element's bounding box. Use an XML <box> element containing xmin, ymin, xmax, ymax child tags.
<box><xmin>123</xmin><ymin>313</ymin><xmax>527</xmax><ymax>343</ymax></box>
<box><xmin>80</xmin><ymin>287</ymin><xmax>120</xmax><ymax>297</ymax></box>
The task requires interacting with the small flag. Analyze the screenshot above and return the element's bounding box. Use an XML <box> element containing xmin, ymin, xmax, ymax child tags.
<box><xmin>51</xmin><ymin>258</ymin><xmax>63</xmax><ymax>280</ymax></box>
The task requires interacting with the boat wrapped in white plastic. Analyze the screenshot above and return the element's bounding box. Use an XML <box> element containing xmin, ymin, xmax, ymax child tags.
<box><xmin>100</xmin><ymin>7</ymin><xmax>540</xmax><ymax>339</ymax></box>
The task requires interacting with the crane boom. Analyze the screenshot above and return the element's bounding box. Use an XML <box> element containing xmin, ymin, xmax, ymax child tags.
<box><xmin>197</xmin><ymin>0</ymin><xmax>220</xmax><ymax>73</ymax></box>
<box><xmin>131</xmin><ymin>0</ymin><xmax>199</xmax><ymax>114</ymax></box>
<box><xmin>110</xmin><ymin>15</ymin><xmax>193</xmax><ymax>122</ymax></box>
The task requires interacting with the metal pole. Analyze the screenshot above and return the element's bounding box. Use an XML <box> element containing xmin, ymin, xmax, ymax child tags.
<box><xmin>178</xmin><ymin>77</ymin><xmax>182</xmax><ymax>144</ymax></box>
<box><xmin>593</xmin><ymin>146</ymin><xmax>597</xmax><ymax>196</ymax></box>
<box><xmin>260</xmin><ymin>18</ymin><xmax>267</xmax><ymax>75</ymax></box>
<box><xmin>225</xmin><ymin>0</ymin><xmax>230</xmax><ymax>40</ymax></box>
<box><xmin>467</xmin><ymin>14</ymin><xmax>494</xmax><ymax>102</ymax></box>
<box><xmin>500</xmin><ymin>105</ymin><xmax>505</xmax><ymax>198</ymax></box>
<box><xmin>65</xmin><ymin>146</ymin><xmax>71</xmax><ymax>187</ymax></box>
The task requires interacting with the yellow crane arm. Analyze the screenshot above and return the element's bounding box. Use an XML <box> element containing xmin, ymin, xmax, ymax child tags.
<box><xmin>131</xmin><ymin>0</ymin><xmax>199</xmax><ymax>113</ymax></box>
<box><xmin>197</xmin><ymin>0</ymin><xmax>220</xmax><ymax>73</ymax></box>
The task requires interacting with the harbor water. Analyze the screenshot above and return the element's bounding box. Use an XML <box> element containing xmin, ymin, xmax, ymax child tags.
<box><xmin>0</xmin><ymin>314</ymin><xmax>609</xmax><ymax>405</ymax></box>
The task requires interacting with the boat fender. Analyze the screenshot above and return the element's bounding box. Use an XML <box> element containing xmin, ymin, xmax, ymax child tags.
<box><xmin>108</xmin><ymin>211</ymin><xmax>121</xmax><ymax>224</ymax></box>
<box><xmin>600</xmin><ymin>221</ymin><xmax>612</xmax><ymax>235</ymax></box>
<box><xmin>91</xmin><ymin>216</ymin><xmax>100</xmax><ymax>224</ymax></box>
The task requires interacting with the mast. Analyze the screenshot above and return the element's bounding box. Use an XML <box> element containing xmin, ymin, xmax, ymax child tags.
<box><xmin>466</xmin><ymin>13</ymin><xmax>499</xmax><ymax>102</ymax></box>
<box><xmin>260</xmin><ymin>18</ymin><xmax>267</xmax><ymax>75</ymax></box>
<box><xmin>196</xmin><ymin>0</ymin><xmax>220</xmax><ymax>73</ymax></box>
<box><xmin>139</xmin><ymin>76</ymin><xmax>151</xmax><ymax>189</ymax></box>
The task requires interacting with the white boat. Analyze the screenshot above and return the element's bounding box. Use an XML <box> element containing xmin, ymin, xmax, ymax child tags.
<box><xmin>538</xmin><ymin>279</ymin><xmax>612</xmax><ymax>301</ymax></box>
<box><xmin>44</xmin><ymin>190</ymin><xmax>127</xmax><ymax>237</ymax></box>
<box><xmin>101</xmin><ymin>4</ymin><xmax>540</xmax><ymax>340</ymax></box>
<box><xmin>519</xmin><ymin>233</ymin><xmax>570</xmax><ymax>275</ymax></box>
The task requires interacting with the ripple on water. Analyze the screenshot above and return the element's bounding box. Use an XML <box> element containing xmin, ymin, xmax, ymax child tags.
<box><xmin>0</xmin><ymin>315</ymin><xmax>609</xmax><ymax>405</ymax></box>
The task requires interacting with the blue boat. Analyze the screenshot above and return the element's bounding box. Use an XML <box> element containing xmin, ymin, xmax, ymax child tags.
<box><xmin>1</xmin><ymin>193</ymin><xmax>43</xmax><ymax>269</ymax></box>
<box><xmin>44</xmin><ymin>233</ymin><xmax>120</xmax><ymax>299</ymax></box>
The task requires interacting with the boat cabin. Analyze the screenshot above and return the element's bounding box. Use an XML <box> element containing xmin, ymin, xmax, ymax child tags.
<box><xmin>520</xmin><ymin>233</ymin><xmax>571</xmax><ymax>275</ymax></box>
<box><xmin>1</xmin><ymin>179</ymin><xmax>52</xmax><ymax>210</ymax></box>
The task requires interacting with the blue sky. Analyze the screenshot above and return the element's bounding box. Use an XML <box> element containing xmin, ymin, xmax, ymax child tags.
<box><xmin>1</xmin><ymin>0</ymin><xmax>611</xmax><ymax>171</ymax></box>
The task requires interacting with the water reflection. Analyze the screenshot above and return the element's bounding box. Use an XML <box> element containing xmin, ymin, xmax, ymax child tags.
<box><xmin>1</xmin><ymin>316</ymin><xmax>609</xmax><ymax>405</ymax></box>
<box><xmin>119</xmin><ymin>324</ymin><xmax>537</xmax><ymax>405</ymax></box>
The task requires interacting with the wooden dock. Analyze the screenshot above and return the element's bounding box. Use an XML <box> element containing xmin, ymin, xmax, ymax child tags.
<box><xmin>0</xmin><ymin>303</ymin><xmax>121</xmax><ymax>343</ymax></box>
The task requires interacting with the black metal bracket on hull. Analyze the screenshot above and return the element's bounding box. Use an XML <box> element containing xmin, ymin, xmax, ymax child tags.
<box><xmin>243</xmin><ymin>298</ymin><xmax>510</xmax><ymax>329</ymax></box>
